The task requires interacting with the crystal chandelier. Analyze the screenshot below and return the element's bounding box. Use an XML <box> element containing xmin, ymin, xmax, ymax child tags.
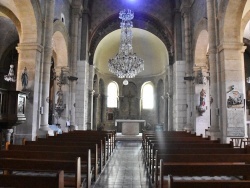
<box><xmin>108</xmin><ymin>9</ymin><xmax>144</xmax><ymax>85</ymax></box>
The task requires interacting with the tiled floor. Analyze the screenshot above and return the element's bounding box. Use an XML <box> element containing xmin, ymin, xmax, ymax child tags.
<box><xmin>93</xmin><ymin>140</ymin><xmax>151</xmax><ymax>188</ymax></box>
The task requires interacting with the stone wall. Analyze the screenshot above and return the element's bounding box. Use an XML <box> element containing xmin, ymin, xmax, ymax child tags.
<box><xmin>172</xmin><ymin>61</ymin><xmax>187</xmax><ymax>131</ymax></box>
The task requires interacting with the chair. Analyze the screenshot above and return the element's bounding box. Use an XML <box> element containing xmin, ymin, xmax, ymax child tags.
<box><xmin>230</xmin><ymin>137</ymin><xmax>244</xmax><ymax>148</ymax></box>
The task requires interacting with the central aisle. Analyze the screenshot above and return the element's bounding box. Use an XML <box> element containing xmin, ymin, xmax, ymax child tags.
<box><xmin>93</xmin><ymin>140</ymin><xmax>151</xmax><ymax>188</ymax></box>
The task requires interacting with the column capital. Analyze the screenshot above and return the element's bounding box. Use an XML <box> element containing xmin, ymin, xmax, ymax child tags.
<box><xmin>71</xmin><ymin>5</ymin><xmax>82</xmax><ymax>16</ymax></box>
<box><xmin>218</xmin><ymin>42</ymin><xmax>246</xmax><ymax>53</ymax></box>
<box><xmin>16</xmin><ymin>43</ymin><xmax>43</xmax><ymax>53</ymax></box>
<box><xmin>180</xmin><ymin>0</ymin><xmax>192</xmax><ymax>16</ymax></box>
<box><xmin>89</xmin><ymin>89</ymin><xmax>95</xmax><ymax>95</ymax></box>
<box><xmin>94</xmin><ymin>93</ymin><xmax>100</xmax><ymax>98</ymax></box>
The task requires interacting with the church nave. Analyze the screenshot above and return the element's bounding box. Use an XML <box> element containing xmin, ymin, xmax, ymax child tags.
<box><xmin>94</xmin><ymin>141</ymin><xmax>151</xmax><ymax>188</ymax></box>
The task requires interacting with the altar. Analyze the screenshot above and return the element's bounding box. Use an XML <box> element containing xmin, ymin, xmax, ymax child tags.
<box><xmin>115</xmin><ymin>119</ymin><xmax>146</xmax><ymax>135</ymax></box>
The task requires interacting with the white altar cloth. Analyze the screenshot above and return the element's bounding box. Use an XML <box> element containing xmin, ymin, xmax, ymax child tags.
<box><xmin>115</xmin><ymin>119</ymin><xmax>146</xmax><ymax>135</ymax></box>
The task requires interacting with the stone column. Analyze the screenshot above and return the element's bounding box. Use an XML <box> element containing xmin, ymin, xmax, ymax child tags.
<box><xmin>218</xmin><ymin>42</ymin><xmax>246</xmax><ymax>142</ymax></box>
<box><xmin>3</xmin><ymin>129</ymin><xmax>13</xmax><ymax>143</ymax></box>
<box><xmin>181</xmin><ymin>3</ymin><xmax>193</xmax><ymax>131</ymax></box>
<box><xmin>206</xmin><ymin>0</ymin><xmax>220</xmax><ymax>138</ymax></box>
<box><xmin>16</xmin><ymin>43</ymin><xmax>43</xmax><ymax>141</ymax></box>
<box><xmin>161</xmin><ymin>94</ymin><xmax>169</xmax><ymax>131</ymax></box>
<box><xmin>38</xmin><ymin>0</ymin><xmax>55</xmax><ymax>136</ymax></box>
<box><xmin>174</xmin><ymin>1</ymin><xmax>183</xmax><ymax>61</ymax></box>
<box><xmin>93</xmin><ymin>93</ymin><xmax>100</xmax><ymax>130</ymax></box>
<box><xmin>75</xmin><ymin>5</ymin><xmax>90</xmax><ymax>130</ymax></box>
<box><xmin>87</xmin><ymin>90</ymin><xmax>95</xmax><ymax>130</ymax></box>
<box><xmin>69</xmin><ymin>3</ymin><xmax>81</xmax><ymax>130</ymax></box>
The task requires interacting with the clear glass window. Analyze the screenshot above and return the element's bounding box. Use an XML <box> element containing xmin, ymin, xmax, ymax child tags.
<box><xmin>107</xmin><ymin>82</ymin><xmax>118</xmax><ymax>108</ymax></box>
<box><xmin>142</xmin><ymin>83</ymin><xmax>154</xmax><ymax>109</ymax></box>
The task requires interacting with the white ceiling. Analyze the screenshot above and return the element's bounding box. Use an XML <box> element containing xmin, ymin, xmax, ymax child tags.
<box><xmin>93</xmin><ymin>28</ymin><xmax>169</xmax><ymax>77</ymax></box>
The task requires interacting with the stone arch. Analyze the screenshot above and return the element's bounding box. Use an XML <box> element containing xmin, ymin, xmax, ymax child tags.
<box><xmin>89</xmin><ymin>11</ymin><xmax>174</xmax><ymax>65</ymax></box>
<box><xmin>194</xmin><ymin>30</ymin><xmax>209</xmax><ymax>68</ymax></box>
<box><xmin>192</xmin><ymin>18</ymin><xmax>208</xmax><ymax>68</ymax></box>
<box><xmin>0</xmin><ymin>5</ymin><xmax>21</xmax><ymax>37</ymax></box>
<box><xmin>52</xmin><ymin>20</ymin><xmax>69</xmax><ymax>67</ymax></box>
<box><xmin>13</xmin><ymin>0</ymin><xmax>39</xmax><ymax>43</ymax></box>
<box><xmin>241</xmin><ymin>11</ymin><xmax>250</xmax><ymax>39</ymax></box>
<box><xmin>221</xmin><ymin>0</ymin><xmax>247</xmax><ymax>43</ymax></box>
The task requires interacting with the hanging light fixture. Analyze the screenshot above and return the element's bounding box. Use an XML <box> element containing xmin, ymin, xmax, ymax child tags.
<box><xmin>4</xmin><ymin>49</ymin><xmax>16</xmax><ymax>82</ymax></box>
<box><xmin>4</xmin><ymin>64</ymin><xmax>16</xmax><ymax>82</ymax></box>
<box><xmin>108</xmin><ymin>9</ymin><xmax>144</xmax><ymax>85</ymax></box>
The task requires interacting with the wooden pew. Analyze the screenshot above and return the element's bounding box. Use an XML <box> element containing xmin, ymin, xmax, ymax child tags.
<box><xmin>68</xmin><ymin>130</ymin><xmax>116</xmax><ymax>152</ymax></box>
<box><xmin>159</xmin><ymin>161</ymin><xmax>250</xmax><ymax>188</ymax></box>
<box><xmin>0</xmin><ymin>170</ymin><xmax>64</xmax><ymax>188</ymax></box>
<box><xmin>24</xmin><ymin>139</ymin><xmax>103</xmax><ymax>174</ymax></box>
<box><xmin>146</xmin><ymin>141</ymin><xmax>232</xmax><ymax>172</ymax></box>
<box><xmin>23</xmin><ymin>140</ymin><xmax>100</xmax><ymax>179</ymax></box>
<box><xmin>6</xmin><ymin>144</ymin><xmax>92</xmax><ymax>187</ymax></box>
<box><xmin>0</xmin><ymin>157</ymin><xmax>82</xmax><ymax>188</ymax></box>
<box><xmin>45</xmin><ymin>134</ymin><xmax>109</xmax><ymax>162</ymax></box>
<box><xmin>59</xmin><ymin>130</ymin><xmax>115</xmax><ymax>155</ymax></box>
<box><xmin>154</xmin><ymin>153</ymin><xmax>250</xmax><ymax>185</ymax></box>
<box><xmin>146</xmin><ymin>139</ymin><xmax>221</xmax><ymax>160</ymax></box>
<box><xmin>142</xmin><ymin>131</ymin><xmax>200</xmax><ymax>150</ymax></box>
<box><xmin>167</xmin><ymin>175</ymin><xmax>250</xmax><ymax>188</ymax></box>
<box><xmin>143</xmin><ymin>135</ymin><xmax>217</xmax><ymax>165</ymax></box>
<box><xmin>0</xmin><ymin>148</ymin><xmax>97</xmax><ymax>182</ymax></box>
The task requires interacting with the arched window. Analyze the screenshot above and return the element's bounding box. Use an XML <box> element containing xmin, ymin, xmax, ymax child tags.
<box><xmin>107</xmin><ymin>82</ymin><xmax>118</xmax><ymax>108</ymax></box>
<box><xmin>142</xmin><ymin>82</ymin><xmax>154</xmax><ymax>109</ymax></box>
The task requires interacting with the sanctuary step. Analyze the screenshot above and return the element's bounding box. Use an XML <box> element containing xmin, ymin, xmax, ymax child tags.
<box><xmin>116</xmin><ymin>133</ymin><xmax>142</xmax><ymax>141</ymax></box>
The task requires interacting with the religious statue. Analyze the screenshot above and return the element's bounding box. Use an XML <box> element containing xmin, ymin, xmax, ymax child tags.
<box><xmin>200</xmin><ymin>89</ymin><xmax>206</xmax><ymax>106</ymax></box>
<box><xmin>21</xmin><ymin>67</ymin><xmax>28</xmax><ymax>90</ymax></box>
<box><xmin>56</xmin><ymin>88</ymin><xmax>63</xmax><ymax>107</ymax></box>
<box><xmin>197</xmin><ymin>88</ymin><xmax>206</xmax><ymax>116</ymax></box>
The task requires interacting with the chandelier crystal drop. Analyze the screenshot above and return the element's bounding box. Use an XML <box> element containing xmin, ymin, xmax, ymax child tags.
<box><xmin>108</xmin><ymin>9</ymin><xmax>144</xmax><ymax>80</ymax></box>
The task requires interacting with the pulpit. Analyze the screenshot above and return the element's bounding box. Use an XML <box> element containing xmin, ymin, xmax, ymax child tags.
<box><xmin>0</xmin><ymin>89</ymin><xmax>26</xmax><ymax>129</ymax></box>
<box><xmin>115</xmin><ymin>119</ymin><xmax>146</xmax><ymax>135</ymax></box>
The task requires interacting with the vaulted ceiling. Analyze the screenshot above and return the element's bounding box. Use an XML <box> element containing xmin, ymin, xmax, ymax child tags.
<box><xmin>94</xmin><ymin>28</ymin><xmax>169</xmax><ymax>77</ymax></box>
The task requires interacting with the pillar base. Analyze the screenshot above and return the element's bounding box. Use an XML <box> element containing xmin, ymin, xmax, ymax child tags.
<box><xmin>37</xmin><ymin>125</ymin><xmax>54</xmax><ymax>137</ymax></box>
<box><xmin>69</xmin><ymin>125</ymin><xmax>78</xmax><ymax>131</ymax></box>
<box><xmin>183</xmin><ymin>123</ymin><xmax>194</xmax><ymax>133</ymax></box>
<box><xmin>207</xmin><ymin>128</ymin><xmax>221</xmax><ymax>140</ymax></box>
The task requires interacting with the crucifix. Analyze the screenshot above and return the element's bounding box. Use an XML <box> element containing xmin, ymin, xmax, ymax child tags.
<box><xmin>125</xmin><ymin>91</ymin><xmax>134</xmax><ymax>117</ymax></box>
